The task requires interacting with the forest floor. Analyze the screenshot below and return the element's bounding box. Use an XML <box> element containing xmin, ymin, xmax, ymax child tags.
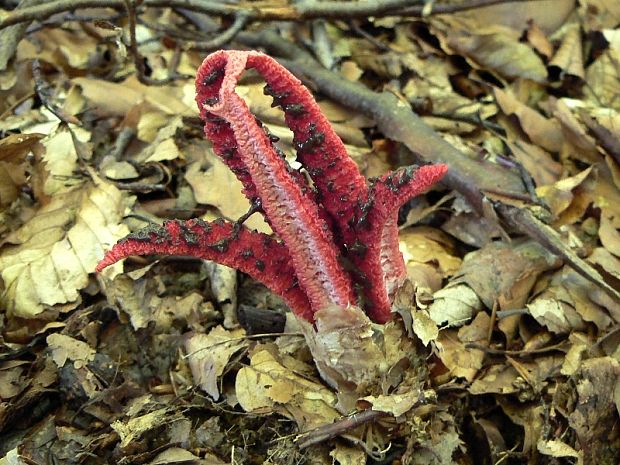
<box><xmin>0</xmin><ymin>1</ymin><xmax>619</xmax><ymax>464</ymax></box>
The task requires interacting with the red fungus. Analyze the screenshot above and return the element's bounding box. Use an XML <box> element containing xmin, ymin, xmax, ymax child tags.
<box><xmin>97</xmin><ymin>50</ymin><xmax>448</xmax><ymax>324</ymax></box>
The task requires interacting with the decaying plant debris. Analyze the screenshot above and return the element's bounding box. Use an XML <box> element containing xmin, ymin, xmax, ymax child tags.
<box><xmin>0</xmin><ymin>1</ymin><xmax>619</xmax><ymax>464</ymax></box>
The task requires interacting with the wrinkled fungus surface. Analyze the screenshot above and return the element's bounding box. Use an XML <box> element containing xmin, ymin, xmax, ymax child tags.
<box><xmin>98</xmin><ymin>50</ymin><xmax>448</xmax><ymax>323</ymax></box>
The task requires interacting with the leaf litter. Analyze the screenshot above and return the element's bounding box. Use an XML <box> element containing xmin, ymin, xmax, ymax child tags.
<box><xmin>0</xmin><ymin>1</ymin><xmax>619</xmax><ymax>464</ymax></box>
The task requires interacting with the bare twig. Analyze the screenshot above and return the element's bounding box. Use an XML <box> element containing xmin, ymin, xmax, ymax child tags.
<box><xmin>32</xmin><ymin>59</ymin><xmax>81</xmax><ymax>125</ymax></box>
<box><xmin>497</xmin><ymin>204</ymin><xmax>620</xmax><ymax>302</ymax></box>
<box><xmin>123</xmin><ymin>0</ymin><xmax>181</xmax><ymax>85</ymax></box>
<box><xmin>429</xmin><ymin>110</ymin><xmax>506</xmax><ymax>133</ymax></box>
<box><xmin>348</xmin><ymin>20</ymin><xmax>392</xmax><ymax>52</ymax></box>
<box><xmin>295</xmin><ymin>409</ymin><xmax>389</xmax><ymax>449</ymax></box>
<box><xmin>0</xmin><ymin>0</ymin><xmax>552</xmax><ymax>30</ymax></box>
<box><xmin>184</xmin><ymin>11</ymin><xmax>249</xmax><ymax>51</ymax></box>
<box><xmin>108</xmin><ymin>127</ymin><xmax>135</xmax><ymax>161</ymax></box>
<box><xmin>580</xmin><ymin>112</ymin><xmax>620</xmax><ymax>167</ymax></box>
<box><xmin>466</xmin><ymin>341</ymin><xmax>569</xmax><ymax>357</ymax></box>
<box><xmin>312</xmin><ymin>19</ymin><xmax>335</xmax><ymax>69</ymax></box>
<box><xmin>401</xmin><ymin>0</ymin><xmax>546</xmax><ymax>15</ymax></box>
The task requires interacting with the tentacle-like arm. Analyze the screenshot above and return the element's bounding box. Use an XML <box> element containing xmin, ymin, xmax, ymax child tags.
<box><xmin>196</xmin><ymin>51</ymin><xmax>355</xmax><ymax>313</ymax></box>
<box><xmin>96</xmin><ymin>218</ymin><xmax>315</xmax><ymax>321</ymax></box>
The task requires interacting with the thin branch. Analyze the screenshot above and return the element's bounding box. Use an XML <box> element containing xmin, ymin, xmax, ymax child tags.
<box><xmin>429</xmin><ymin>110</ymin><xmax>506</xmax><ymax>134</ymax></box>
<box><xmin>401</xmin><ymin>0</ymin><xmax>545</xmax><ymax>15</ymax></box>
<box><xmin>0</xmin><ymin>0</ymin><xmax>553</xmax><ymax>30</ymax></box>
<box><xmin>183</xmin><ymin>11</ymin><xmax>249</xmax><ymax>51</ymax></box>
<box><xmin>124</xmin><ymin>0</ymin><xmax>181</xmax><ymax>85</ymax></box>
<box><xmin>348</xmin><ymin>20</ymin><xmax>392</xmax><ymax>52</ymax></box>
<box><xmin>497</xmin><ymin>204</ymin><xmax>620</xmax><ymax>303</ymax></box>
<box><xmin>32</xmin><ymin>58</ymin><xmax>81</xmax><ymax>125</ymax></box>
<box><xmin>295</xmin><ymin>409</ymin><xmax>389</xmax><ymax>449</ymax></box>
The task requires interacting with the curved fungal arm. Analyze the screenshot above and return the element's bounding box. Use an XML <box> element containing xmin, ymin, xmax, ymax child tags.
<box><xmin>96</xmin><ymin>219</ymin><xmax>314</xmax><ymax>321</ymax></box>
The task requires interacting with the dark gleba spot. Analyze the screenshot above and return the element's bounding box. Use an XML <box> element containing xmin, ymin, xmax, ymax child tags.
<box><xmin>295</xmin><ymin>123</ymin><xmax>325</xmax><ymax>154</ymax></box>
<box><xmin>264</xmin><ymin>84</ymin><xmax>290</xmax><ymax>107</ymax></box>
<box><xmin>202</xmin><ymin>68</ymin><xmax>223</xmax><ymax>86</ymax></box>
<box><xmin>282</xmin><ymin>103</ymin><xmax>306</xmax><ymax>117</ymax></box>
<box><xmin>177</xmin><ymin>221</ymin><xmax>200</xmax><ymax>246</ymax></box>
<box><xmin>209</xmin><ymin>239</ymin><xmax>230</xmax><ymax>253</ymax></box>
<box><xmin>124</xmin><ymin>224</ymin><xmax>171</xmax><ymax>244</ymax></box>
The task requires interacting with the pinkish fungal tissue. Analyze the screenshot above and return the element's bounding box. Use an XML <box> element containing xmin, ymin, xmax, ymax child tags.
<box><xmin>97</xmin><ymin>50</ymin><xmax>448</xmax><ymax>324</ymax></box>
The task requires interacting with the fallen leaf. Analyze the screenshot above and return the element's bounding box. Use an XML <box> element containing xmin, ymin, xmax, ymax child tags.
<box><xmin>235</xmin><ymin>346</ymin><xmax>339</xmax><ymax>431</ymax></box>
<box><xmin>429</xmin><ymin>283</ymin><xmax>482</xmax><ymax>327</ymax></box>
<box><xmin>443</xmin><ymin>23</ymin><xmax>547</xmax><ymax>82</ymax></box>
<box><xmin>549</xmin><ymin>23</ymin><xmax>585</xmax><ymax>80</ymax></box>
<box><xmin>0</xmin><ymin>179</ymin><xmax>132</xmax><ymax>317</ymax></box>
<box><xmin>47</xmin><ymin>333</ymin><xmax>96</xmax><ymax>369</ymax></box>
<box><xmin>185</xmin><ymin>326</ymin><xmax>248</xmax><ymax>400</ymax></box>
<box><xmin>495</xmin><ymin>87</ymin><xmax>563</xmax><ymax>153</ymax></box>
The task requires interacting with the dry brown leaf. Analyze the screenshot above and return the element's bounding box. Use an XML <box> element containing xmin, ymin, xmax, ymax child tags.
<box><xmin>18</xmin><ymin>28</ymin><xmax>99</xmax><ymax>70</ymax></box>
<box><xmin>47</xmin><ymin>333</ymin><xmax>95</xmax><ymax>369</ymax></box>
<box><xmin>330</xmin><ymin>444</ymin><xmax>367</xmax><ymax>465</ymax></box>
<box><xmin>561</xmin><ymin>332</ymin><xmax>591</xmax><ymax>376</ymax></box>
<box><xmin>498</xmin><ymin>400</ymin><xmax>544</xmax><ymax>454</ymax></box>
<box><xmin>505</xmin><ymin>140</ymin><xmax>562</xmax><ymax>187</ymax></box>
<box><xmin>435</xmin><ymin>325</ymin><xmax>485</xmax><ymax>382</ymax></box>
<box><xmin>202</xmin><ymin>261</ymin><xmax>238</xmax><ymax>329</ymax></box>
<box><xmin>0</xmin><ymin>132</ymin><xmax>44</xmax><ymax>163</ymax></box>
<box><xmin>546</xmin><ymin>97</ymin><xmax>602</xmax><ymax>163</ymax></box>
<box><xmin>455</xmin><ymin>0</ymin><xmax>575</xmax><ymax>34</ymax></box>
<box><xmin>0</xmin><ymin>361</ymin><xmax>28</xmax><ymax>400</ymax></box>
<box><xmin>429</xmin><ymin>283</ymin><xmax>482</xmax><ymax>327</ymax></box>
<box><xmin>526</xmin><ymin>21</ymin><xmax>554</xmax><ymax>59</ymax></box>
<box><xmin>185</xmin><ymin>326</ymin><xmax>248</xmax><ymax>401</ymax></box>
<box><xmin>0</xmin><ymin>179</ymin><xmax>131</xmax><ymax>317</ymax></box>
<box><xmin>566</xmin><ymin>357</ymin><xmax>620</xmax><ymax>461</ymax></box>
<box><xmin>589</xmin><ymin>247</ymin><xmax>620</xmax><ymax>281</ymax></box>
<box><xmin>27</xmin><ymin>122</ymin><xmax>92</xmax><ymax>196</ymax></box>
<box><xmin>75</xmin><ymin>76</ymin><xmax>193</xmax><ymax>118</ymax></box>
<box><xmin>235</xmin><ymin>345</ymin><xmax>340</xmax><ymax>430</ymax></box>
<box><xmin>184</xmin><ymin>141</ymin><xmax>269</xmax><ymax>232</ymax></box>
<box><xmin>536</xmin><ymin>167</ymin><xmax>592</xmax><ymax>218</ymax></box>
<box><xmin>103</xmin><ymin>268</ymin><xmax>209</xmax><ymax>330</ymax></box>
<box><xmin>400</xmin><ymin>227</ymin><xmax>461</xmax><ymax>277</ymax></box>
<box><xmin>598</xmin><ymin>208</ymin><xmax>620</xmax><ymax>258</ymax></box>
<box><xmin>74</xmin><ymin>77</ymin><xmax>144</xmax><ymax>116</ymax></box>
<box><xmin>527</xmin><ymin>267</ymin><xmax>612</xmax><ymax>333</ymax></box>
<box><xmin>494</xmin><ymin>87</ymin><xmax>563</xmax><ymax>153</ymax></box>
<box><xmin>527</xmin><ymin>298</ymin><xmax>580</xmax><ymax>334</ymax></box>
<box><xmin>302</xmin><ymin>305</ymin><xmax>410</xmax><ymax>399</ymax></box>
<box><xmin>411</xmin><ymin>309</ymin><xmax>439</xmax><ymax>346</ymax></box>
<box><xmin>440</xmin><ymin>22</ymin><xmax>547</xmax><ymax>82</ymax></box>
<box><xmin>139</xmin><ymin>116</ymin><xmax>183</xmax><ymax>163</ymax></box>
<box><xmin>136</xmin><ymin>106</ymin><xmax>169</xmax><ymax>143</ymax></box>
<box><xmin>360</xmin><ymin>389</ymin><xmax>425</xmax><ymax>417</ymax></box>
<box><xmin>468</xmin><ymin>364</ymin><xmax>520</xmax><ymax>395</ymax></box>
<box><xmin>579</xmin><ymin>0</ymin><xmax>620</xmax><ymax>31</ymax></box>
<box><xmin>549</xmin><ymin>23</ymin><xmax>585</xmax><ymax>80</ymax></box>
<box><xmin>0</xmin><ymin>160</ymin><xmax>26</xmax><ymax>209</ymax></box>
<box><xmin>537</xmin><ymin>439</ymin><xmax>580</xmax><ymax>459</ymax></box>
<box><xmin>584</xmin><ymin>30</ymin><xmax>620</xmax><ymax>111</ymax></box>
<box><xmin>99</xmin><ymin>160</ymin><xmax>139</xmax><ymax>181</ymax></box>
<box><xmin>111</xmin><ymin>408</ymin><xmax>174</xmax><ymax>448</ymax></box>
<box><xmin>457</xmin><ymin>239</ymin><xmax>561</xmax><ymax>310</ymax></box>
